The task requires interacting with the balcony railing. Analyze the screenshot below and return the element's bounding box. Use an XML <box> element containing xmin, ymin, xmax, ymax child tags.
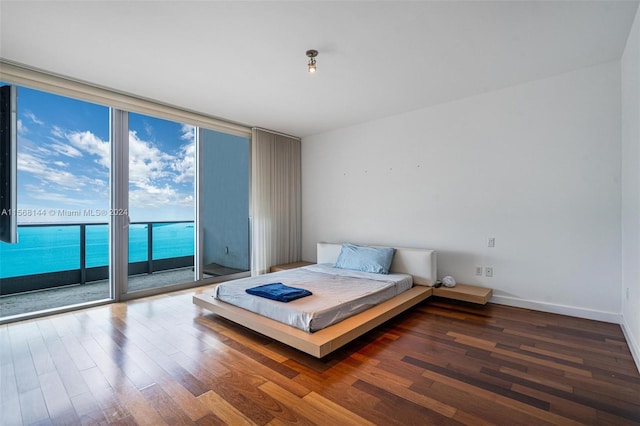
<box><xmin>0</xmin><ymin>221</ymin><xmax>194</xmax><ymax>296</ymax></box>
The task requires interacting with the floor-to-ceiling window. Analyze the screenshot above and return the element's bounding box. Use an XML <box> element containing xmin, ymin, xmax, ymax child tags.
<box><xmin>0</xmin><ymin>83</ymin><xmax>112</xmax><ymax>318</ymax></box>
<box><xmin>124</xmin><ymin>112</ymin><xmax>195</xmax><ymax>294</ymax></box>
<box><xmin>198</xmin><ymin>128</ymin><xmax>250</xmax><ymax>280</ymax></box>
<box><xmin>0</xmin><ymin>68</ymin><xmax>252</xmax><ymax>322</ymax></box>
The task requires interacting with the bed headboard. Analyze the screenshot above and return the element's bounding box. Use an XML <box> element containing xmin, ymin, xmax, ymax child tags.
<box><xmin>316</xmin><ymin>242</ymin><xmax>437</xmax><ymax>286</ymax></box>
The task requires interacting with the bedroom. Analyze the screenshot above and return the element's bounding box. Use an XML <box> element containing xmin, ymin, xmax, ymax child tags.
<box><xmin>1</xmin><ymin>1</ymin><xmax>640</xmax><ymax>424</ymax></box>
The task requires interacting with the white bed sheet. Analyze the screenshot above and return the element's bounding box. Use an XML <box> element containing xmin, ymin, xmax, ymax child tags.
<box><xmin>213</xmin><ymin>264</ymin><xmax>413</xmax><ymax>332</ymax></box>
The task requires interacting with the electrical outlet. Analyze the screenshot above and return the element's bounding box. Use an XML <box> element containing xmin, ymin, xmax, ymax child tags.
<box><xmin>485</xmin><ymin>267</ymin><xmax>493</xmax><ymax>277</ymax></box>
<box><xmin>475</xmin><ymin>266</ymin><xmax>483</xmax><ymax>276</ymax></box>
<box><xmin>488</xmin><ymin>238</ymin><xmax>495</xmax><ymax>248</ymax></box>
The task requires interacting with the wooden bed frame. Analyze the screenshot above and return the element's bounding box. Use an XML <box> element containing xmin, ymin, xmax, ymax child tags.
<box><xmin>193</xmin><ymin>243</ymin><xmax>437</xmax><ymax>358</ymax></box>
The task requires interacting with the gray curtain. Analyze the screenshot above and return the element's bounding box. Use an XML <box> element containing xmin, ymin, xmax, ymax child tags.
<box><xmin>251</xmin><ymin>128</ymin><xmax>301</xmax><ymax>275</ymax></box>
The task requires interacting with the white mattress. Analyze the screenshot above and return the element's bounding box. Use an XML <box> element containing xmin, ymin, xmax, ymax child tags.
<box><xmin>213</xmin><ymin>264</ymin><xmax>413</xmax><ymax>332</ymax></box>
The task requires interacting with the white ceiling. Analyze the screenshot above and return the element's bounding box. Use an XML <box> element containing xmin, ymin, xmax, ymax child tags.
<box><xmin>1</xmin><ymin>1</ymin><xmax>638</xmax><ymax>137</ymax></box>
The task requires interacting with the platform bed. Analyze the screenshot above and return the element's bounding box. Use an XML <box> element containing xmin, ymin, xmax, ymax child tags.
<box><xmin>193</xmin><ymin>242</ymin><xmax>438</xmax><ymax>358</ymax></box>
<box><xmin>194</xmin><ymin>284</ymin><xmax>432</xmax><ymax>357</ymax></box>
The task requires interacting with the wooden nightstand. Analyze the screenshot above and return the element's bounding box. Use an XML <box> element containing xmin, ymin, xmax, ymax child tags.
<box><xmin>269</xmin><ymin>261</ymin><xmax>314</xmax><ymax>273</ymax></box>
<box><xmin>433</xmin><ymin>284</ymin><xmax>493</xmax><ymax>305</ymax></box>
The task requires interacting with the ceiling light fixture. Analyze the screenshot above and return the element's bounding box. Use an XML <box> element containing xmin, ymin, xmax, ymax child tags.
<box><xmin>306</xmin><ymin>50</ymin><xmax>318</xmax><ymax>73</ymax></box>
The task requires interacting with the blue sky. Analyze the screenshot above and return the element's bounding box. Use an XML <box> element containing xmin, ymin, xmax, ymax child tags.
<box><xmin>6</xmin><ymin>83</ymin><xmax>195</xmax><ymax>223</ymax></box>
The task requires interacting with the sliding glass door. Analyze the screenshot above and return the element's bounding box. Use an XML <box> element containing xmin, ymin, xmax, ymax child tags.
<box><xmin>123</xmin><ymin>113</ymin><xmax>196</xmax><ymax>295</ymax></box>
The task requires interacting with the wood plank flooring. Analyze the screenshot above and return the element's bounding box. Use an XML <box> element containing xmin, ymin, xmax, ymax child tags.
<box><xmin>1</xmin><ymin>284</ymin><xmax>638</xmax><ymax>425</ymax></box>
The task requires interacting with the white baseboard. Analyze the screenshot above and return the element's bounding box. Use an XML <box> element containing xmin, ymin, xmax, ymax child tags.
<box><xmin>491</xmin><ymin>295</ymin><xmax>640</xmax><ymax>372</ymax></box>
<box><xmin>490</xmin><ymin>295</ymin><xmax>622</xmax><ymax>324</ymax></box>
<box><xmin>621</xmin><ymin>317</ymin><xmax>640</xmax><ymax>374</ymax></box>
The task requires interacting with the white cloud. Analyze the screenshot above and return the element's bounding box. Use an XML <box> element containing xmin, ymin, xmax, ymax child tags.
<box><xmin>17</xmin><ymin>119</ymin><xmax>27</xmax><ymax>134</ymax></box>
<box><xmin>18</xmin><ymin>129</ymin><xmax>111</xmax><ymax>204</ymax></box>
<box><xmin>127</xmin><ymin>130</ymin><xmax>196</xmax><ymax>215</ymax></box>
<box><xmin>18</xmin><ymin>118</ymin><xmax>195</xmax><ymax>220</ymax></box>
<box><xmin>50</xmin><ymin>142</ymin><xmax>83</xmax><ymax>158</ymax></box>
<box><xmin>22</xmin><ymin>184</ymin><xmax>97</xmax><ymax>206</ymax></box>
<box><xmin>18</xmin><ymin>152</ymin><xmax>86</xmax><ymax>189</ymax></box>
<box><xmin>18</xmin><ymin>152</ymin><xmax>48</xmax><ymax>174</ymax></box>
<box><xmin>178</xmin><ymin>194</ymin><xmax>194</xmax><ymax>206</ymax></box>
<box><xmin>129</xmin><ymin>181</ymin><xmax>177</xmax><ymax>208</ymax></box>
<box><xmin>172</xmin><ymin>139</ymin><xmax>195</xmax><ymax>184</ymax></box>
<box><xmin>129</xmin><ymin>130</ymin><xmax>175</xmax><ymax>188</ymax></box>
<box><xmin>143</xmin><ymin>121</ymin><xmax>154</xmax><ymax>137</ymax></box>
<box><xmin>66</xmin><ymin>130</ymin><xmax>110</xmax><ymax>168</ymax></box>
<box><xmin>51</xmin><ymin>126</ymin><xmax>64</xmax><ymax>139</ymax></box>
<box><xmin>24</xmin><ymin>143</ymin><xmax>53</xmax><ymax>157</ymax></box>
<box><xmin>24</xmin><ymin>111</ymin><xmax>44</xmax><ymax>125</ymax></box>
<box><xmin>173</xmin><ymin>125</ymin><xmax>195</xmax><ymax>184</ymax></box>
<box><xmin>181</xmin><ymin>124</ymin><xmax>195</xmax><ymax>141</ymax></box>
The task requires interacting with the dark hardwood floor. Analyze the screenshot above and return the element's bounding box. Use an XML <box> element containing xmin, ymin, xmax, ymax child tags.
<box><xmin>1</xmin><ymin>284</ymin><xmax>638</xmax><ymax>425</ymax></box>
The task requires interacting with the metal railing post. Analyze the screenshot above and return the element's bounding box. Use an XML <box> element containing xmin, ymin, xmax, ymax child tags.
<box><xmin>147</xmin><ymin>222</ymin><xmax>153</xmax><ymax>274</ymax></box>
<box><xmin>80</xmin><ymin>224</ymin><xmax>86</xmax><ymax>284</ymax></box>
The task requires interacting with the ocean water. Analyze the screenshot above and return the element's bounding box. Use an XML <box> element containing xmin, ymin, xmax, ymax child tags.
<box><xmin>0</xmin><ymin>222</ymin><xmax>194</xmax><ymax>279</ymax></box>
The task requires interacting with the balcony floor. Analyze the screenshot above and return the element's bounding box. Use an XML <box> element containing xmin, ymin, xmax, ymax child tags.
<box><xmin>0</xmin><ymin>267</ymin><xmax>195</xmax><ymax>319</ymax></box>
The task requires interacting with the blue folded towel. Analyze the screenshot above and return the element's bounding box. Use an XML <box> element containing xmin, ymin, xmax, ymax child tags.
<box><xmin>245</xmin><ymin>283</ymin><xmax>312</xmax><ymax>302</ymax></box>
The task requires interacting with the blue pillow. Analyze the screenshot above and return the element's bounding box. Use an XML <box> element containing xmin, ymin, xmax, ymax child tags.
<box><xmin>334</xmin><ymin>243</ymin><xmax>395</xmax><ymax>274</ymax></box>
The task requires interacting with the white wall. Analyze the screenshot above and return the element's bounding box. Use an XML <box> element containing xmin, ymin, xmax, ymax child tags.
<box><xmin>622</xmin><ymin>6</ymin><xmax>640</xmax><ymax>370</ymax></box>
<box><xmin>302</xmin><ymin>61</ymin><xmax>622</xmax><ymax>321</ymax></box>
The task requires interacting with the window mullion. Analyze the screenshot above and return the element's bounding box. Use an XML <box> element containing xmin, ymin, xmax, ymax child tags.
<box><xmin>110</xmin><ymin>109</ymin><xmax>129</xmax><ymax>301</ymax></box>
